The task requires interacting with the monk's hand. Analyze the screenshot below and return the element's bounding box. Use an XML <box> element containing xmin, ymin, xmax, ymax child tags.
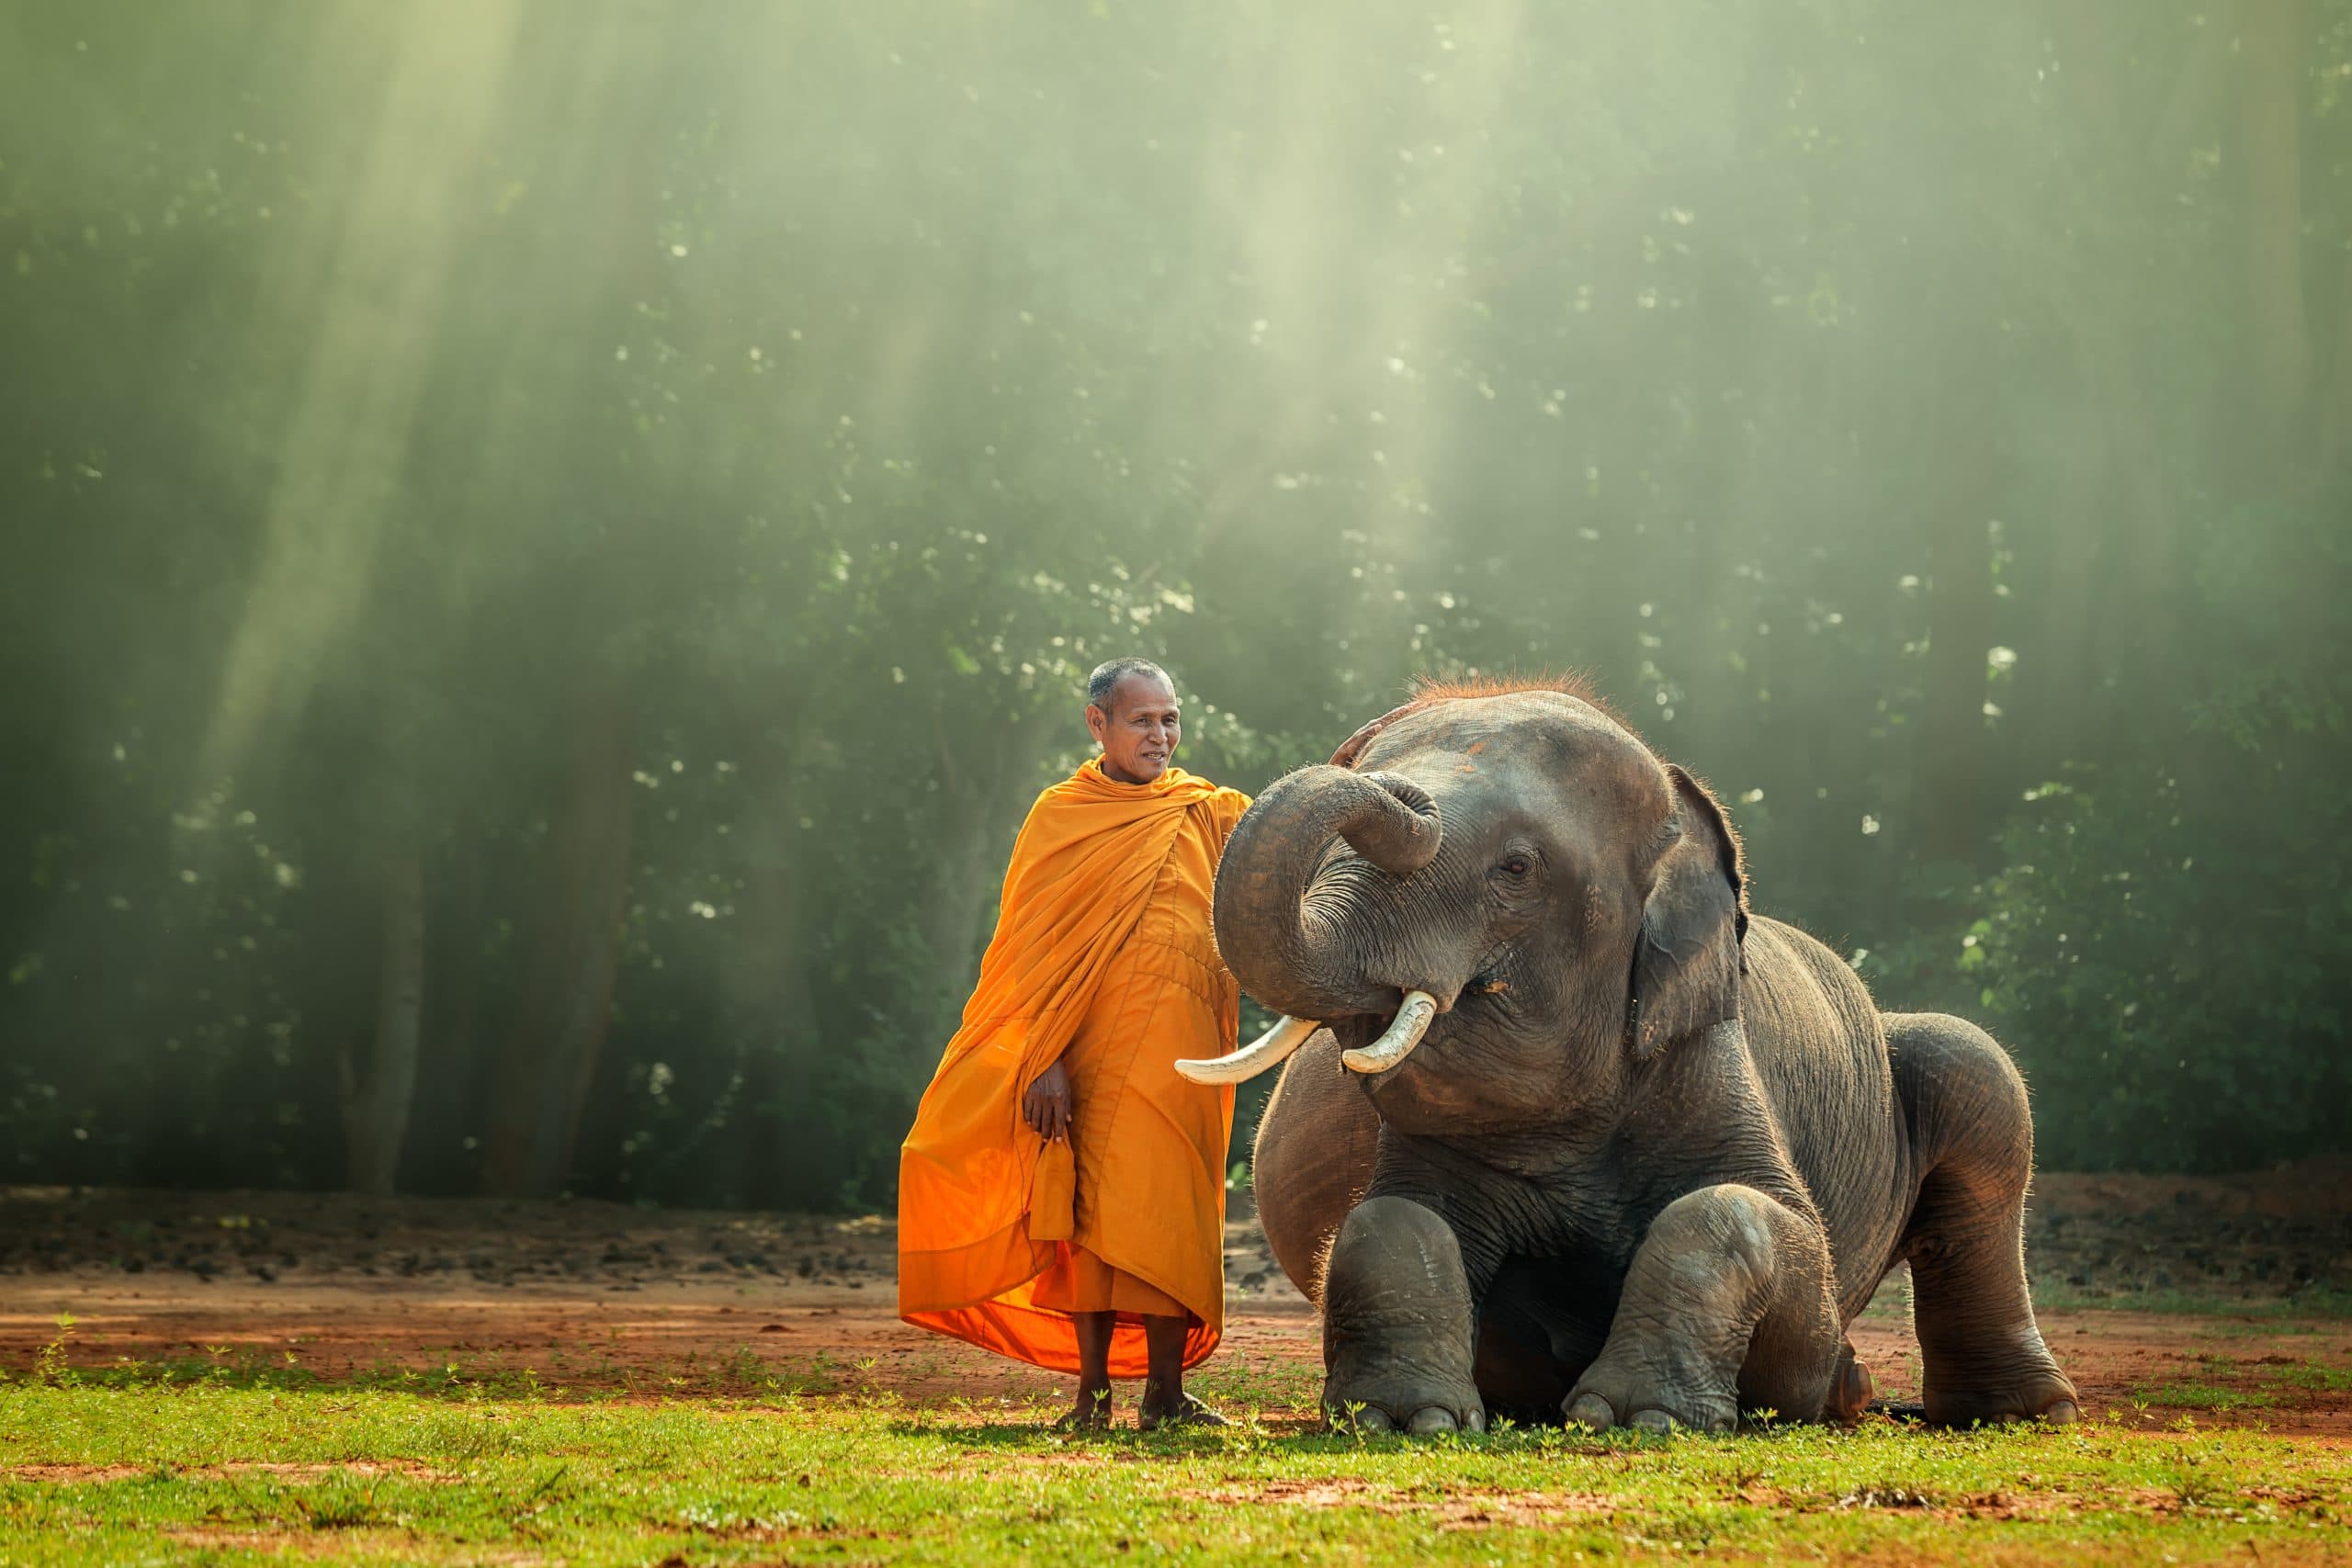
<box><xmin>1023</xmin><ymin>1059</ymin><xmax>1073</xmax><ymax>1142</ymax></box>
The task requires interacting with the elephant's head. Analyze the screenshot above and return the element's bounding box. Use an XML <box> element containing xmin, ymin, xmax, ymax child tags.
<box><xmin>1182</xmin><ymin>681</ymin><xmax>1747</xmax><ymax>1134</ymax></box>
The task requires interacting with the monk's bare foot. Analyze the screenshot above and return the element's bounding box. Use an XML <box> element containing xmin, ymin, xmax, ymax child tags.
<box><xmin>1138</xmin><ymin>1393</ymin><xmax>1227</xmax><ymax>1431</ymax></box>
<box><xmin>1053</xmin><ymin>1391</ymin><xmax>1114</xmax><ymax>1432</ymax></box>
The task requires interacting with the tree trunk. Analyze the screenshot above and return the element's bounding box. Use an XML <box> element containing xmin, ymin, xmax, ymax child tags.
<box><xmin>2238</xmin><ymin>0</ymin><xmax>2311</xmax><ymax>476</ymax></box>
<box><xmin>2333</xmin><ymin>237</ymin><xmax>2352</xmax><ymax>481</ymax></box>
<box><xmin>415</xmin><ymin>809</ymin><xmax>495</xmax><ymax>1192</ymax></box>
<box><xmin>480</xmin><ymin>696</ymin><xmax>636</xmax><ymax>1198</ymax></box>
<box><xmin>2040</xmin><ymin>6</ymin><xmax>2213</xmax><ymax>739</ymax></box>
<box><xmin>2018</xmin><ymin>417</ymin><xmax>2109</xmax><ymax>773</ymax></box>
<box><xmin>718</xmin><ymin>720</ymin><xmax>820</xmax><ymax>1209</ymax></box>
<box><xmin>339</xmin><ymin>847</ymin><xmax>425</xmax><ymax>1195</ymax></box>
<box><xmin>2320</xmin><ymin>37</ymin><xmax>2352</xmax><ymax>480</ymax></box>
<box><xmin>1916</xmin><ymin>318</ymin><xmax>1999</xmax><ymax>870</ymax></box>
<box><xmin>919</xmin><ymin>704</ymin><xmax>1055</xmax><ymax>987</ymax></box>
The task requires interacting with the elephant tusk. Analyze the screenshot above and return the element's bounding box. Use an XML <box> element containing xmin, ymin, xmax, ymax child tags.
<box><xmin>1340</xmin><ymin>989</ymin><xmax>1440</xmax><ymax>1074</ymax></box>
<box><xmin>1174</xmin><ymin>1014</ymin><xmax>1321</xmax><ymax>1086</ymax></box>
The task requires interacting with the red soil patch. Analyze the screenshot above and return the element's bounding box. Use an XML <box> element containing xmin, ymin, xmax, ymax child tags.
<box><xmin>3</xmin><ymin>1179</ymin><xmax>2346</xmax><ymax>1435</ymax></box>
<box><xmin>1849</xmin><ymin>1300</ymin><xmax>2352</xmax><ymax>1438</ymax></box>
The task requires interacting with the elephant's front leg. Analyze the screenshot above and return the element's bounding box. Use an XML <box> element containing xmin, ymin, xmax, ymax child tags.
<box><xmin>1566</xmin><ymin>1184</ymin><xmax>1840</xmax><ymax>1435</ymax></box>
<box><xmin>1320</xmin><ymin>1196</ymin><xmax>1487</xmax><ymax>1433</ymax></box>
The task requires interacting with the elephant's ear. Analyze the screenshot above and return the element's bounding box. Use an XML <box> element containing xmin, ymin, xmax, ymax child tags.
<box><xmin>1626</xmin><ymin>765</ymin><xmax>1749</xmax><ymax>1061</ymax></box>
<box><xmin>1329</xmin><ymin>701</ymin><xmax>1425</xmax><ymax>769</ymax></box>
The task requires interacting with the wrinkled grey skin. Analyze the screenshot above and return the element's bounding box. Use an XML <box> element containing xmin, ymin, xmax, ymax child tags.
<box><xmin>1227</xmin><ymin>689</ymin><xmax>2077</xmax><ymax>1434</ymax></box>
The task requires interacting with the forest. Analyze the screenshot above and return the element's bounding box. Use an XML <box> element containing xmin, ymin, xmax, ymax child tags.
<box><xmin>5</xmin><ymin>0</ymin><xmax>2348</xmax><ymax>1211</ymax></box>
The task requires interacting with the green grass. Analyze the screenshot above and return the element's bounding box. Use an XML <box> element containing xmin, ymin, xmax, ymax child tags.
<box><xmin>2</xmin><ymin>1383</ymin><xmax>2346</xmax><ymax>1566</ymax></box>
<box><xmin>2128</xmin><ymin>1352</ymin><xmax>2352</xmax><ymax>1412</ymax></box>
<box><xmin>2128</xmin><ymin>1379</ymin><xmax>2276</xmax><ymax>1411</ymax></box>
<box><xmin>2030</xmin><ymin>1281</ymin><xmax>2352</xmax><ymax>1318</ymax></box>
<box><xmin>2262</xmin><ymin>1359</ymin><xmax>2352</xmax><ymax>1392</ymax></box>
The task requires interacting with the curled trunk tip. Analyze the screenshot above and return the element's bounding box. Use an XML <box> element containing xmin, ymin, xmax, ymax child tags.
<box><xmin>1212</xmin><ymin>765</ymin><xmax>1442</xmax><ymax>1021</ymax></box>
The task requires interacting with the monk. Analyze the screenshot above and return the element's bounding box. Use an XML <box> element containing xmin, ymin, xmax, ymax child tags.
<box><xmin>898</xmin><ymin>658</ymin><xmax>1250</xmax><ymax>1429</ymax></box>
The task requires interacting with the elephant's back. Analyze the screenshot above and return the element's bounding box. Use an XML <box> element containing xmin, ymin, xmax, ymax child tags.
<box><xmin>1250</xmin><ymin>1032</ymin><xmax>1382</xmax><ymax>1304</ymax></box>
<box><xmin>1740</xmin><ymin>917</ymin><xmax>1908</xmax><ymax>1319</ymax></box>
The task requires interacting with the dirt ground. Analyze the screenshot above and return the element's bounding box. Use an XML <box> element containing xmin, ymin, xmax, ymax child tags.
<box><xmin>3</xmin><ymin>1158</ymin><xmax>2346</xmax><ymax>1435</ymax></box>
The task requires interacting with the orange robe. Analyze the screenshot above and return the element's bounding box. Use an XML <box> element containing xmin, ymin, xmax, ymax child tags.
<box><xmin>898</xmin><ymin>759</ymin><xmax>1250</xmax><ymax>1377</ymax></box>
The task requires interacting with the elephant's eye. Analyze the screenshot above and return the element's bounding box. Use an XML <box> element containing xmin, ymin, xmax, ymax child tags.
<box><xmin>1496</xmin><ymin>852</ymin><xmax>1533</xmax><ymax>880</ymax></box>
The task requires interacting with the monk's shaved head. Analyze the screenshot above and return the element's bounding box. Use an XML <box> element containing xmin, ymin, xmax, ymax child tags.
<box><xmin>1087</xmin><ymin>657</ymin><xmax>1171</xmax><ymax>717</ymax></box>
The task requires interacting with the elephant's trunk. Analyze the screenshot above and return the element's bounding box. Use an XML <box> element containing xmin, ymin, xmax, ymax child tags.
<box><xmin>1212</xmin><ymin>764</ymin><xmax>1442</xmax><ymax>1023</ymax></box>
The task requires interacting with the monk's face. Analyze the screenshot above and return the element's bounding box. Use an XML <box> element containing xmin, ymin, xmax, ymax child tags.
<box><xmin>1087</xmin><ymin>673</ymin><xmax>1182</xmax><ymax>784</ymax></box>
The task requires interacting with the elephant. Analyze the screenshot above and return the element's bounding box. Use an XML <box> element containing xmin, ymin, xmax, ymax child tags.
<box><xmin>1175</xmin><ymin>679</ymin><xmax>2078</xmax><ymax>1435</ymax></box>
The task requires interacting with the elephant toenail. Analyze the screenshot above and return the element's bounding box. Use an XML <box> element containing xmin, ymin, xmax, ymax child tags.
<box><xmin>1564</xmin><ymin>1394</ymin><xmax>1615</xmax><ymax>1432</ymax></box>
<box><xmin>1350</xmin><ymin>1406</ymin><xmax>1394</xmax><ymax>1433</ymax></box>
<box><xmin>2042</xmin><ymin>1400</ymin><xmax>2080</xmax><ymax>1427</ymax></box>
<box><xmin>1408</xmin><ymin>1407</ymin><xmax>1457</xmax><ymax>1435</ymax></box>
<box><xmin>1463</xmin><ymin>1407</ymin><xmax>1487</xmax><ymax>1434</ymax></box>
<box><xmin>1629</xmin><ymin>1408</ymin><xmax>1677</xmax><ymax>1437</ymax></box>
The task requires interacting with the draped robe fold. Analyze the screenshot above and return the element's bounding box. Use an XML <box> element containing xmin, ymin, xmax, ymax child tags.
<box><xmin>898</xmin><ymin>760</ymin><xmax>1250</xmax><ymax>1378</ymax></box>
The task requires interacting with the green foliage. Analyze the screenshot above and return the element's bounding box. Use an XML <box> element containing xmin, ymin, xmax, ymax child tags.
<box><xmin>1878</xmin><ymin>502</ymin><xmax>2352</xmax><ymax>1171</ymax></box>
<box><xmin>3</xmin><ymin>0</ymin><xmax>2349</xmax><ymax>1194</ymax></box>
<box><xmin>1973</xmin><ymin>755</ymin><xmax>2352</xmax><ymax>1172</ymax></box>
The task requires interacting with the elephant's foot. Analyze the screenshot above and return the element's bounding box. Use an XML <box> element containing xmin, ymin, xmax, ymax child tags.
<box><xmin>1326</xmin><ymin>1366</ymin><xmax>1488</xmax><ymax>1435</ymax></box>
<box><xmin>1823</xmin><ymin>1340</ymin><xmax>1875</xmax><ymax>1425</ymax></box>
<box><xmin>1563</xmin><ymin>1356</ymin><xmax>1738</xmax><ymax>1436</ymax></box>
<box><xmin>1562</xmin><ymin>1183</ymin><xmax>1841</xmax><ymax>1436</ymax></box>
<box><xmin>1319</xmin><ymin>1196</ymin><xmax>1487</xmax><ymax>1435</ymax></box>
<box><xmin>1920</xmin><ymin>1331</ymin><xmax>2080</xmax><ymax>1427</ymax></box>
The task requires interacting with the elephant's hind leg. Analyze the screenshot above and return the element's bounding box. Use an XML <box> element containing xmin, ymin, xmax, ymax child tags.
<box><xmin>1886</xmin><ymin>1011</ymin><xmax>2079</xmax><ymax>1427</ymax></box>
